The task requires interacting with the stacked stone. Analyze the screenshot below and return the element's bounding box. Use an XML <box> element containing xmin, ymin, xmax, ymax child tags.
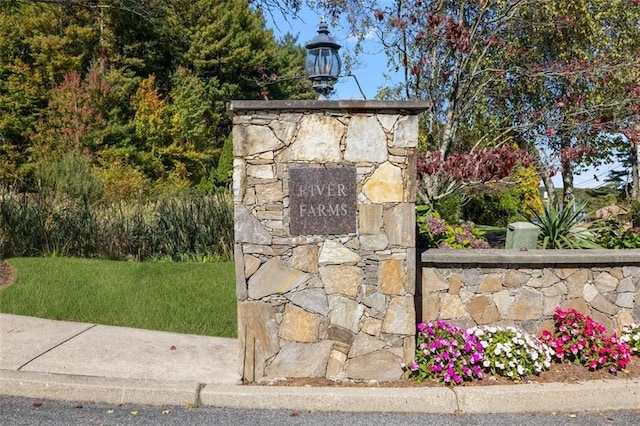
<box><xmin>421</xmin><ymin>250</ymin><xmax>640</xmax><ymax>336</ymax></box>
<box><xmin>231</xmin><ymin>101</ymin><xmax>425</xmax><ymax>383</ymax></box>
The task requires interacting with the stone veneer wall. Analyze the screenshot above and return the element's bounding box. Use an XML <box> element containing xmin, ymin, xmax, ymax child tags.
<box><xmin>230</xmin><ymin>100</ymin><xmax>427</xmax><ymax>383</ymax></box>
<box><xmin>421</xmin><ymin>249</ymin><xmax>640</xmax><ymax>335</ymax></box>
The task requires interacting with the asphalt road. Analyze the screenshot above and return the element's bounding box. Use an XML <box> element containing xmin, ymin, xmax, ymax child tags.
<box><xmin>1</xmin><ymin>396</ymin><xmax>639</xmax><ymax>426</ymax></box>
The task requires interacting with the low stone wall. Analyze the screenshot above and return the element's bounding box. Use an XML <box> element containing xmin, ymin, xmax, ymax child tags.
<box><xmin>420</xmin><ymin>249</ymin><xmax>640</xmax><ymax>335</ymax></box>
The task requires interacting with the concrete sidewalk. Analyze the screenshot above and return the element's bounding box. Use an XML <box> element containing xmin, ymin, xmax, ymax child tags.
<box><xmin>1</xmin><ymin>313</ymin><xmax>639</xmax><ymax>413</ymax></box>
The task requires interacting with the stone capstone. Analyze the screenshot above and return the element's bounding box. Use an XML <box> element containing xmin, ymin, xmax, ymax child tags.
<box><xmin>248</xmin><ymin>258</ymin><xmax>310</xmax><ymax>299</ymax></box>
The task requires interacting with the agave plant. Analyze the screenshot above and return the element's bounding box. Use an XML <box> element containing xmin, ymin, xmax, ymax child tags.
<box><xmin>531</xmin><ymin>200</ymin><xmax>603</xmax><ymax>249</ymax></box>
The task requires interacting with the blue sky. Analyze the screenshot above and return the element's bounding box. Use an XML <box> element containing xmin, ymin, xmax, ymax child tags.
<box><xmin>263</xmin><ymin>5</ymin><xmax>619</xmax><ymax>189</ymax></box>
<box><xmin>265</xmin><ymin>6</ymin><xmax>393</xmax><ymax>100</ymax></box>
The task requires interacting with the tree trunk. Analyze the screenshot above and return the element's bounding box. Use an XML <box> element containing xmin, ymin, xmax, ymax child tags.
<box><xmin>529</xmin><ymin>145</ymin><xmax>557</xmax><ymax>207</ymax></box>
<box><xmin>562</xmin><ymin>163</ymin><xmax>574</xmax><ymax>205</ymax></box>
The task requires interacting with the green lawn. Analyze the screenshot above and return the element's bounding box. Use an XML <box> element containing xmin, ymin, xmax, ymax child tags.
<box><xmin>0</xmin><ymin>257</ymin><xmax>237</xmax><ymax>338</ymax></box>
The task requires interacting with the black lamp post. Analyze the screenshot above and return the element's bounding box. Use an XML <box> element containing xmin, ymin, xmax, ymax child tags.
<box><xmin>305</xmin><ymin>19</ymin><xmax>342</xmax><ymax>99</ymax></box>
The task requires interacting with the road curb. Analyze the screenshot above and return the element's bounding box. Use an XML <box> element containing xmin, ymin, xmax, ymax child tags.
<box><xmin>3</xmin><ymin>369</ymin><xmax>640</xmax><ymax>413</ymax></box>
<box><xmin>0</xmin><ymin>370</ymin><xmax>200</xmax><ymax>406</ymax></box>
<box><xmin>453</xmin><ymin>379</ymin><xmax>640</xmax><ymax>413</ymax></box>
<box><xmin>199</xmin><ymin>384</ymin><xmax>458</xmax><ymax>413</ymax></box>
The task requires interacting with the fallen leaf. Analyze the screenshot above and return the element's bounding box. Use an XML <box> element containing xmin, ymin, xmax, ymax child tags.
<box><xmin>170</xmin><ymin>345</ymin><xmax>177</xmax><ymax>350</ymax></box>
<box><xmin>131</xmin><ymin>410</ymin><xmax>139</xmax><ymax>416</ymax></box>
<box><xmin>290</xmin><ymin>412</ymin><xmax>299</xmax><ymax>417</ymax></box>
<box><xmin>32</xmin><ymin>402</ymin><xmax>43</xmax><ymax>408</ymax></box>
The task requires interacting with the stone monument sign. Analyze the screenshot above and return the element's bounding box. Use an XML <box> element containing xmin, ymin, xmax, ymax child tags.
<box><xmin>230</xmin><ymin>100</ymin><xmax>426</xmax><ymax>383</ymax></box>
<box><xmin>289</xmin><ymin>167</ymin><xmax>356</xmax><ymax>235</ymax></box>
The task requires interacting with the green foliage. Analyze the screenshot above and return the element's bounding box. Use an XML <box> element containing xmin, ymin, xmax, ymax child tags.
<box><xmin>0</xmin><ymin>257</ymin><xmax>237</xmax><ymax>337</ymax></box>
<box><xmin>213</xmin><ymin>134</ymin><xmax>234</xmax><ymax>187</ymax></box>
<box><xmin>0</xmin><ymin>0</ymin><xmax>314</xmax><ymax>195</ymax></box>
<box><xmin>432</xmin><ymin>193</ymin><xmax>462</xmax><ymax>224</ymax></box>
<box><xmin>462</xmin><ymin>188</ymin><xmax>522</xmax><ymax>227</ymax></box>
<box><xmin>417</xmin><ymin>207</ymin><xmax>490</xmax><ymax>249</ymax></box>
<box><xmin>469</xmin><ymin>326</ymin><xmax>553</xmax><ymax>380</ymax></box>
<box><xmin>621</xmin><ymin>324</ymin><xmax>640</xmax><ymax>356</ymax></box>
<box><xmin>592</xmin><ymin>220</ymin><xmax>640</xmax><ymax>249</ymax></box>
<box><xmin>540</xmin><ymin>307</ymin><xmax>631</xmax><ymax>373</ymax></box>
<box><xmin>630</xmin><ymin>200</ymin><xmax>640</xmax><ymax>228</ymax></box>
<box><xmin>35</xmin><ymin>153</ymin><xmax>103</xmax><ymax>202</ymax></box>
<box><xmin>0</xmin><ymin>188</ymin><xmax>234</xmax><ymax>261</ymax></box>
<box><xmin>531</xmin><ymin>200</ymin><xmax>602</xmax><ymax>249</ymax></box>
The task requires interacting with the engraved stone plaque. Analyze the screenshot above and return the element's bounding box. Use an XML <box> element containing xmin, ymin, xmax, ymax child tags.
<box><xmin>289</xmin><ymin>167</ymin><xmax>357</xmax><ymax>235</ymax></box>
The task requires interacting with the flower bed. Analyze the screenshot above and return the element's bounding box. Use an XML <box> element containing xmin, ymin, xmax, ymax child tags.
<box><xmin>408</xmin><ymin>307</ymin><xmax>635</xmax><ymax>386</ymax></box>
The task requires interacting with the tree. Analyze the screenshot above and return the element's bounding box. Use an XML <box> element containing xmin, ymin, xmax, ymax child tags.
<box><xmin>317</xmin><ymin>0</ymin><xmax>542</xmax><ymax>205</ymax></box>
<box><xmin>499</xmin><ymin>0</ymin><xmax>640</xmax><ymax>204</ymax></box>
<box><xmin>0</xmin><ymin>0</ymin><xmax>315</xmax><ymax>194</ymax></box>
<box><xmin>317</xmin><ymin>0</ymin><xmax>640</xmax><ymax>206</ymax></box>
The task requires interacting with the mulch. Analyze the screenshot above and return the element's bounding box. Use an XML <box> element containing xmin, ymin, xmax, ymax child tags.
<box><xmin>259</xmin><ymin>360</ymin><xmax>640</xmax><ymax>388</ymax></box>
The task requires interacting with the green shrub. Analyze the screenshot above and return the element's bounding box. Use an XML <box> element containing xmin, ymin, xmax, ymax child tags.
<box><xmin>0</xmin><ymin>188</ymin><xmax>234</xmax><ymax>260</ymax></box>
<box><xmin>531</xmin><ymin>200</ymin><xmax>602</xmax><ymax>249</ymax></box>
<box><xmin>417</xmin><ymin>207</ymin><xmax>490</xmax><ymax>249</ymax></box>
<box><xmin>432</xmin><ymin>193</ymin><xmax>463</xmax><ymax>224</ymax></box>
<box><xmin>592</xmin><ymin>220</ymin><xmax>640</xmax><ymax>249</ymax></box>
<box><xmin>462</xmin><ymin>189</ymin><xmax>522</xmax><ymax>227</ymax></box>
<box><xmin>630</xmin><ymin>200</ymin><xmax>640</xmax><ymax>228</ymax></box>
